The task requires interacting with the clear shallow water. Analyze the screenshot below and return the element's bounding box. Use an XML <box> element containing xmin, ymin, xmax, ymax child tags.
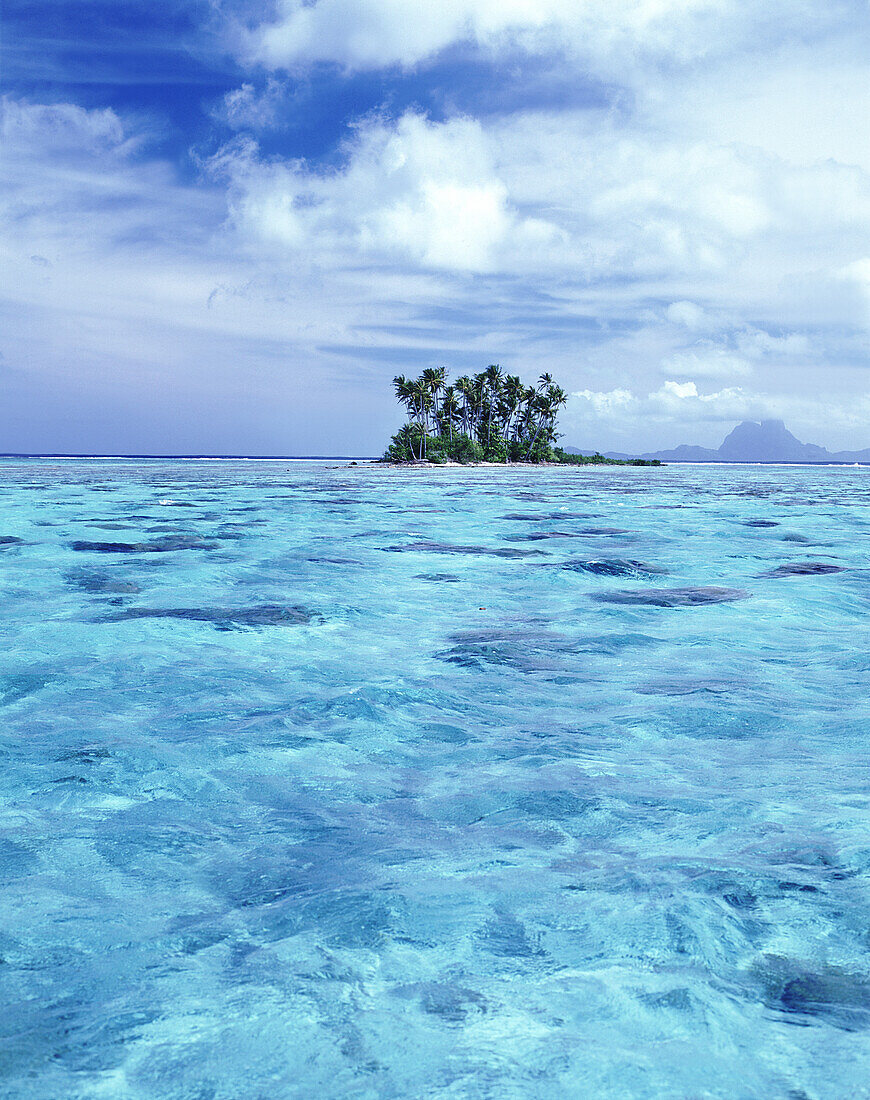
<box><xmin>2</xmin><ymin>458</ymin><xmax>870</xmax><ymax>1099</ymax></box>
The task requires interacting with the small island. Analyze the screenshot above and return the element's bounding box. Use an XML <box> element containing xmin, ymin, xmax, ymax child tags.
<box><xmin>383</xmin><ymin>367</ymin><xmax>661</xmax><ymax>466</ymax></box>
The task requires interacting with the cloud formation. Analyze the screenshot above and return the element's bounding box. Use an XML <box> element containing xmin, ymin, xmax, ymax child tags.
<box><xmin>246</xmin><ymin>0</ymin><xmax>857</xmax><ymax>74</ymax></box>
<box><xmin>3</xmin><ymin>1</ymin><xmax>870</xmax><ymax>452</ymax></box>
<box><xmin>574</xmin><ymin>380</ymin><xmax>758</xmax><ymax>424</ymax></box>
<box><xmin>570</xmin><ymin>380</ymin><xmax>870</xmax><ymax>450</ymax></box>
<box><xmin>1</xmin><ymin>97</ymin><xmax>124</xmax><ymax>152</ymax></box>
<box><xmin>212</xmin><ymin>112</ymin><xmax>561</xmax><ymax>272</ymax></box>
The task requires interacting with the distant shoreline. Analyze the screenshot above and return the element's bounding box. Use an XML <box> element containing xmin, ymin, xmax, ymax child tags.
<box><xmin>0</xmin><ymin>454</ymin><xmax>868</xmax><ymax>467</ymax></box>
<box><xmin>0</xmin><ymin>453</ymin><xmax>377</xmax><ymax>461</ymax></box>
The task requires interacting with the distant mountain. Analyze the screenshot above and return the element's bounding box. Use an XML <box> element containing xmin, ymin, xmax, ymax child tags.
<box><xmin>598</xmin><ymin>420</ymin><xmax>870</xmax><ymax>464</ymax></box>
<box><xmin>716</xmin><ymin>420</ymin><xmax>830</xmax><ymax>462</ymax></box>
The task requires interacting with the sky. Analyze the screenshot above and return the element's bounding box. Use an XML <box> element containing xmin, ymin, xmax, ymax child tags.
<box><xmin>2</xmin><ymin>0</ymin><xmax>870</xmax><ymax>455</ymax></box>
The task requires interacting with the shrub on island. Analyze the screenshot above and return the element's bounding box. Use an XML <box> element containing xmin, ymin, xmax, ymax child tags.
<box><xmin>552</xmin><ymin>448</ymin><xmax>662</xmax><ymax>467</ymax></box>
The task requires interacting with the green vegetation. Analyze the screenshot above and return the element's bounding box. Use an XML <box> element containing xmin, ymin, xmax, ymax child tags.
<box><xmin>383</xmin><ymin>366</ymin><xmax>661</xmax><ymax>465</ymax></box>
<box><xmin>552</xmin><ymin>448</ymin><xmax>661</xmax><ymax>467</ymax></box>
<box><xmin>385</xmin><ymin>365</ymin><xmax>566</xmax><ymax>463</ymax></box>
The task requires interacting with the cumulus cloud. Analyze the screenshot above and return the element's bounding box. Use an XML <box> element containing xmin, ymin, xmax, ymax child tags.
<box><xmin>211</xmin><ymin>111</ymin><xmax>560</xmax><ymax>272</ymax></box>
<box><xmin>245</xmin><ymin>0</ymin><xmax>857</xmax><ymax>74</ymax></box>
<box><xmin>569</xmin><ymin>380</ymin><xmax>870</xmax><ymax>447</ymax></box>
<box><xmin>0</xmin><ymin>96</ymin><xmax>488</xmax><ymax>453</ymax></box>
<box><xmin>208</xmin><ymin>83</ymin><xmax>870</xmax><ymax>302</ymax></box>
<box><xmin>247</xmin><ymin>0</ymin><xmax>707</xmax><ymax>71</ymax></box>
<box><xmin>6</xmin><ymin>0</ymin><xmax>870</xmax><ymax>453</ymax></box>
<box><xmin>195</xmin><ymin>79</ymin><xmax>870</xmax><ymax>456</ymax></box>
<box><xmin>839</xmin><ymin>257</ymin><xmax>870</xmax><ymax>322</ymax></box>
<box><xmin>213</xmin><ymin>107</ymin><xmax>757</xmax><ymax>278</ymax></box>
<box><xmin>572</xmin><ymin>387</ymin><xmax>634</xmax><ymax>416</ymax></box>
<box><xmin>649</xmin><ymin>379</ymin><xmax>753</xmax><ymax>418</ymax></box>
<box><xmin>573</xmin><ymin>380</ymin><xmax>760</xmax><ymax>424</ymax></box>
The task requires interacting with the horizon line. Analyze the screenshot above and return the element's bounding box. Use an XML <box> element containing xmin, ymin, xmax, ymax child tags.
<box><xmin>0</xmin><ymin>453</ymin><xmax>379</xmax><ymax>460</ymax></box>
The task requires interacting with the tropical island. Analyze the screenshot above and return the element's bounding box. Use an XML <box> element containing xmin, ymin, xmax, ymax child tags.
<box><xmin>383</xmin><ymin>367</ymin><xmax>661</xmax><ymax>465</ymax></box>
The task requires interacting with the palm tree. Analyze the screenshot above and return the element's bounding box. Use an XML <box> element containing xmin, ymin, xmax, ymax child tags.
<box><xmin>501</xmin><ymin>374</ymin><xmax>524</xmax><ymax>441</ymax></box>
<box><xmin>392</xmin><ymin>375</ymin><xmax>412</xmax><ymax>414</ymax></box>
<box><xmin>392</xmin><ymin>375</ymin><xmax>418</xmax><ymax>453</ymax></box>
<box><xmin>408</xmin><ymin>378</ymin><xmax>432</xmax><ymax>458</ymax></box>
<box><xmin>481</xmin><ymin>364</ymin><xmax>503</xmax><ymax>446</ymax></box>
<box><xmin>454</xmin><ymin>375</ymin><xmax>474</xmax><ymax>436</ymax></box>
<box><xmin>438</xmin><ymin>385</ymin><xmax>460</xmax><ymax>440</ymax></box>
<box><xmin>388</xmin><ymin>365</ymin><xmax>568</xmax><ymax>462</ymax></box>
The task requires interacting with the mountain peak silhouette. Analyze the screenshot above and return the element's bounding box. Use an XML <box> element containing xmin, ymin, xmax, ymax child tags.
<box><xmin>717</xmin><ymin>420</ymin><xmax>826</xmax><ymax>462</ymax></box>
<box><xmin>600</xmin><ymin>420</ymin><xmax>870</xmax><ymax>463</ymax></box>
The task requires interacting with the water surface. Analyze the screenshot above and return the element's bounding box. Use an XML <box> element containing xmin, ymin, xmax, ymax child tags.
<box><xmin>2</xmin><ymin>459</ymin><xmax>869</xmax><ymax>1098</ymax></box>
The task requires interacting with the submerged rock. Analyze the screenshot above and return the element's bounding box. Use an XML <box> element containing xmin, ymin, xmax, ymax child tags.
<box><xmin>563</xmin><ymin>558</ymin><xmax>668</xmax><ymax>578</ymax></box>
<box><xmin>448</xmin><ymin>627</ymin><xmax>568</xmax><ymax>644</ymax></box>
<box><xmin>504</xmin><ymin>531</ymin><xmax>580</xmax><ymax>541</ymax></box>
<box><xmin>392</xmin><ymin>982</ymin><xmax>487</xmax><ymax>1023</ymax></box>
<box><xmin>306</xmin><ymin>556</ymin><xmax>362</xmax><ymax>565</ymax></box>
<box><xmin>71</xmin><ymin>536</ymin><xmax>218</xmax><ymax>553</ymax></box>
<box><xmin>762</xmin><ymin>562</ymin><xmax>846</xmax><ymax>577</ymax></box>
<box><xmin>477</xmin><ymin>910</ymin><xmax>546</xmax><ymax>958</ymax></box>
<box><xmin>634</xmin><ymin>676</ymin><xmax>738</xmax><ymax>696</ymax></box>
<box><xmin>66</xmin><ymin>570</ymin><xmax>141</xmax><ymax>594</ymax></box>
<box><xmin>438</xmin><ymin>626</ymin><xmax>597</xmax><ymax>675</ymax></box>
<box><xmin>385</xmin><ymin>541</ymin><xmax>548</xmax><ymax>558</ymax></box>
<box><xmin>100</xmin><ymin>604</ymin><xmax>316</xmax><ymax>627</ymax></box>
<box><xmin>592</xmin><ymin>586</ymin><xmax>749</xmax><ymax>607</ymax></box>
<box><xmin>755</xmin><ymin>955</ymin><xmax>870</xmax><ymax>1031</ymax></box>
<box><xmin>574</xmin><ymin>632</ymin><xmax>660</xmax><ymax>654</ymax></box>
<box><xmin>501</xmin><ymin>512</ymin><xmax>595</xmax><ymax>521</ymax></box>
<box><xmin>58</xmin><ymin>746</ymin><xmax>111</xmax><ymax>764</ymax></box>
<box><xmin>0</xmin><ymin>673</ymin><xmax>51</xmax><ymax>705</ymax></box>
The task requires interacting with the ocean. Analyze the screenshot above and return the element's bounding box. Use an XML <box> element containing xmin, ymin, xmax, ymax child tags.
<box><xmin>2</xmin><ymin>457</ymin><xmax>868</xmax><ymax>1098</ymax></box>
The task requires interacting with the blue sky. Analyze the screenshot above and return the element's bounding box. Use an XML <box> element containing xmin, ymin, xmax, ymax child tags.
<box><xmin>2</xmin><ymin>0</ymin><xmax>870</xmax><ymax>454</ymax></box>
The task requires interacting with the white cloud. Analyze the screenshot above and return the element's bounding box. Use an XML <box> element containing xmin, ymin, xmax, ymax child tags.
<box><xmin>208</xmin><ymin>93</ymin><xmax>870</xmax><ymax>340</ymax></box>
<box><xmin>0</xmin><ymin>97</ymin><xmax>500</xmax><ymax>453</ymax></box>
<box><xmin>0</xmin><ymin>96</ymin><xmax>124</xmax><ymax>152</ymax></box>
<box><xmin>569</xmin><ymin>380</ymin><xmax>870</xmax><ymax>445</ymax></box>
<box><xmin>572</xmin><ymin>387</ymin><xmax>634</xmax><ymax>416</ymax></box>
<box><xmin>649</xmin><ymin>379</ymin><xmax>752</xmax><ymax>418</ymax></box>
<box><xmin>216</xmin><ymin>80</ymin><xmax>287</xmax><ymax>131</ymax></box>
<box><xmin>6</xmin><ymin>0</ymin><xmax>870</xmax><ymax>454</ymax></box>
<box><xmin>735</xmin><ymin>329</ymin><xmax>810</xmax><ymax>358</ymax></box>
<box><xmin>212</xmin><ymin>111</ymin><xmax>560</xmax><ymax>273</ymax></box>
<box><xmin>572</xmin><ymin>380</ymin><xmax>759</xmax><ymax>423</ymax></box>
<box><xmin>245</xmin><ymin>0</ymin><xmax>857</xmax><ymax>74</ymax></box>
<box><xmin>666</xmin><ymin>300</ymin><xmax>707</xmax><ymax>328</ymax></box>
<box><xmin>840</xmin><ymin>257</ymin><xmax>870</xmax><ymax>321</ymax></box>
<box><xmin>663</xmin><ymin>347</ymin><xmax>752</xmax><ymax>379</ymax></box>
<box><xmin>645</xmin><ymin>45</ymin><xmax>870</xmax><ymax>172</ymax></box>
<box><xmin>213</xmin><ymin>107</ymin><xmax>763</xmax><ymax>278</ymax></box>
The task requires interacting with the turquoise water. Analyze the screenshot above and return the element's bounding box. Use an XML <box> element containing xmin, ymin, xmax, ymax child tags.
<box><xmin>2</xmin><ymin>458</ymin><xmax>869</xmax><ymax>1099</ymax></box>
